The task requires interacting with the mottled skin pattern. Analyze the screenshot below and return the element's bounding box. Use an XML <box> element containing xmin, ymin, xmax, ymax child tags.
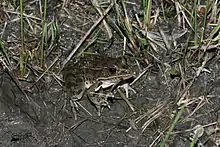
<box><xmin>63</xmin><ymin>53</ymin><xmax>134</xmax><ymax>115</ymax></box>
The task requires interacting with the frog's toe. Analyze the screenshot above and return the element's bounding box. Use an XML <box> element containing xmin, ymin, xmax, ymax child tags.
<box><xmin>120</xmin><ymin>83</ymin><xmax>136</xmax><ymax>98</ymax></box>
<box><xmin>98</xmin><ymin>101</ymin><xmax>110</xmax><ymax>116</ymax></box>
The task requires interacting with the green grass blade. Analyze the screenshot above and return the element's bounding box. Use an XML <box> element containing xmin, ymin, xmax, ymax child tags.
<box><xmin>193</xmin><ymin>0</ymin><xmax>198</xmax><ymax>45</ymax></box>
<box><xmin>142</xmin><ymin>0</ymin><xmax>152</xmax><ymax>30</ymax></box>
<box><xmin>160</xmin><ymin>105</ymin><xmax>185</xmax><ymax>147</ymax></box>
<box><xmin>199</xmin><ymin>0</ymin><xmax>210</xmax><ymax>43</ymax></box>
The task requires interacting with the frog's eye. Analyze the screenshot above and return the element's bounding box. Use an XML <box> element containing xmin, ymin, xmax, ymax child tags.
<box><xmin>109</xmin><ymin>65</ymin><xmax>117</xmax><ymax>74</ymax></box>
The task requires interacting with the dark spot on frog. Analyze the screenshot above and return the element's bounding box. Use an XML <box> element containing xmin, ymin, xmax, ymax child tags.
<box><xmin>11</xmin><ymin>136</ymin><xmax>20</xmax><ymax>142</ymax></box>
<box><xmin>108</xmin><ymin>65</ymin><xmax>117</xmax><ymax>74</ymax></box>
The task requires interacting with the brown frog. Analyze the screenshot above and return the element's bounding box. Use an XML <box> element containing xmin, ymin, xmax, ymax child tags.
<box><xmin>63</xmin><ymin>53</ymin><xmax>136</xmax><ymax>115</ymax></box>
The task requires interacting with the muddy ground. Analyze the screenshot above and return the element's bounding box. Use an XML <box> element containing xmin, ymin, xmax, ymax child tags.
<box><xmin>0</xmin><ymin>0</ymin><xmax>220</xmax><ymax>147</ymax></box>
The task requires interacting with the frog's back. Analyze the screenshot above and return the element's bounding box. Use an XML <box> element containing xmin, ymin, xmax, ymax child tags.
<box><xmin>63</xmin><ymin>53</ymin><xmax>131</xmax><ymax>93</ymax></box>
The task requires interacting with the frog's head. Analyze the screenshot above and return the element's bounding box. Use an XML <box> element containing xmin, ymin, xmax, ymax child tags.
<box><xmin>103</xmin><ymin>56</ymin><xmax>134</xmax><ymax>76</ymax></box>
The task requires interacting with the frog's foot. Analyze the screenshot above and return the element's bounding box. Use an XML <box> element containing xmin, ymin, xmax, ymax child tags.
<box><xmin>116</xmin><ymin>83</ymin><xmax>136</xmax><ymax>112</ymax></box>
<box><xmin>62</xmin><ymin>89</ymin><xmax>87</xmax><ymax>120</ymax></box>
<box><xmin>69</xmin><ymin>99</ymin><xmax>78</xmax><ymax>120</ymax></box>
<box><xmin>88</xmin><ymin>92</ymin><xmax>112</xmax><ymax>116</ymax></box>
<box><xmin>119</xmin><ymin>83</ymin><xmax>136</xmax><ymax>99</ymax></box>
<box><xmin>62</xmin><ymin>93</ymin><xmax>79</xmax><ymax>120</ymax></box>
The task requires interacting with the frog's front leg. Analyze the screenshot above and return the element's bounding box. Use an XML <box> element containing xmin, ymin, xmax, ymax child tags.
<box><xmin>119</xmin><ymin>83</ymin><xmax>136</xmax><ymax>99</ymax></box>
<box><xmin>96</xmin><ymin>75</ymin><xmax>136</xmax><ymax>112</ymax></box>
<box><xmin>116</xmin><ymin>86</ymin><xmax>135</xmax><ymax>112</ymax></box>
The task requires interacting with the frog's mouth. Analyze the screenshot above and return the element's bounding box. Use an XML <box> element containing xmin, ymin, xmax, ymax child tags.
<box><xmin>94</xmin><ymin>74</ymin><xmax>136</xmax><ymax>92</ymax></box>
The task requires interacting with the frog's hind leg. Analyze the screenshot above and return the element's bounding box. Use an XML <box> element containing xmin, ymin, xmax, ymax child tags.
<box><xmin>64</xmin><ymin>88</ymin><xmax>87</xmax><ymax>120</ymax></box>
<box><xmin>88</xmin><ymin>92</ymin><xmax>111</xmax><ymax>116</ymax></box>
<box><xmin>71</xmin><ymin>87</ymin><xmax>87</xmax><ymax>101</ymax></box>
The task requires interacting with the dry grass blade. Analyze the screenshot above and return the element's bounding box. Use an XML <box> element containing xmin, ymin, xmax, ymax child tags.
<box><xmin>175</xmin><ymin>1</ymin><xmax>181</xmax><ymax>26</ymax></box>
<box><xmin>33</xmin><ymin>54</ymin><xmax>61</xmax><ymax>87</ymax></box>
<box><xmin>19</xmin><ymin>0</ymin><xmax>25</xmax><ymax>77</ymax></box>
<box><xmin>176</xmin><ymin>2</ymin><xmax>194</xmax><ymax>30</ymax></box>
<box><xmin>210</xmin><ymin>0</ymin><xmax>219</xmax><ymax>23</ymax></box>
<box><xmin>145</xmin><ymin>31</ymin><xmax>167</xmax><ymax>51</ymax></box>
<box><xmin>91</xmin><ymin>0</ymin><xmax>113</xmax><ymax>39</ymax></box>
<box><xmin>177</xmin><ymin>76</ymin><xmax>196</xmax><ymax>106</ymax></box>
<box><xmin>0</xmin><ymin>39</ymin><xmax>11</xmax><ymax>66</ymax></box>
<box><xmin>1</xmin><ymin>22</ymin><xmax>7</xmax><ymax>38</ymax></box>
<box><xmin>195</xmin><ymin>53</ymin><xmax>209</xmax><ymax>77</ymax></box>
<box><xmin>130</xmin><ymin>64</ymin><xmax>152</xmax><ymax>85</ymax></box>
<box><xmin>113</xmin><ymin>0</ymin><xmax>138</xmax><ymax>53</ymax></box>
<box><xmin>141</xmin><ymin>104</ymin><xmax>166</xmax><ymax>133</ymax></box>
<box><xmin>187</xmin><ymin>96</ymin><xmax>210</xmax><ymax>117</ymax></box>
<box><xmin>4</xmin><ymin>67</ymin><xmax>30</xmax><ymax>102</ymax></box>
<box><xmin>121</xmin><ymin>0</ymin><xmax>132</xmax><ymax>34</ymax></box>
<box><xmin>60</xmin><ymin>2</ymin><xmax>114</xmax><ymax>73</ymax></box>
<box><xmin>159</xmin><ymin>27</ymin><xmax>170</xmax><ymax>50</ymax></box>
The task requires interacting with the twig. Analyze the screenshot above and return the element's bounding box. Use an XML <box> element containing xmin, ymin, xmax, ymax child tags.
<box><xmin>59</xmin><ymin>2</ymin><xmax>114</xmax><ymax>73</ymax></box>
<box><xmin>4</xmin><ymin>67</ymin><xmax>30</xmax><ymax>101</ymax></box>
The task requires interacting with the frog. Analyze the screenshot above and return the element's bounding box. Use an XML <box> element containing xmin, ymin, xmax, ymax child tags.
<box><xmin>63</xmin><ymin>53</ymin><xmax>136</xmax><ymax>116</ymax></box>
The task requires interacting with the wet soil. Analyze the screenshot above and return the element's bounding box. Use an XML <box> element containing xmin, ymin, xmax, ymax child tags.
<box><xmin>0</xmin><ymin>0</ymin><xmax>220</xmax><ymax>147</ymax></box>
